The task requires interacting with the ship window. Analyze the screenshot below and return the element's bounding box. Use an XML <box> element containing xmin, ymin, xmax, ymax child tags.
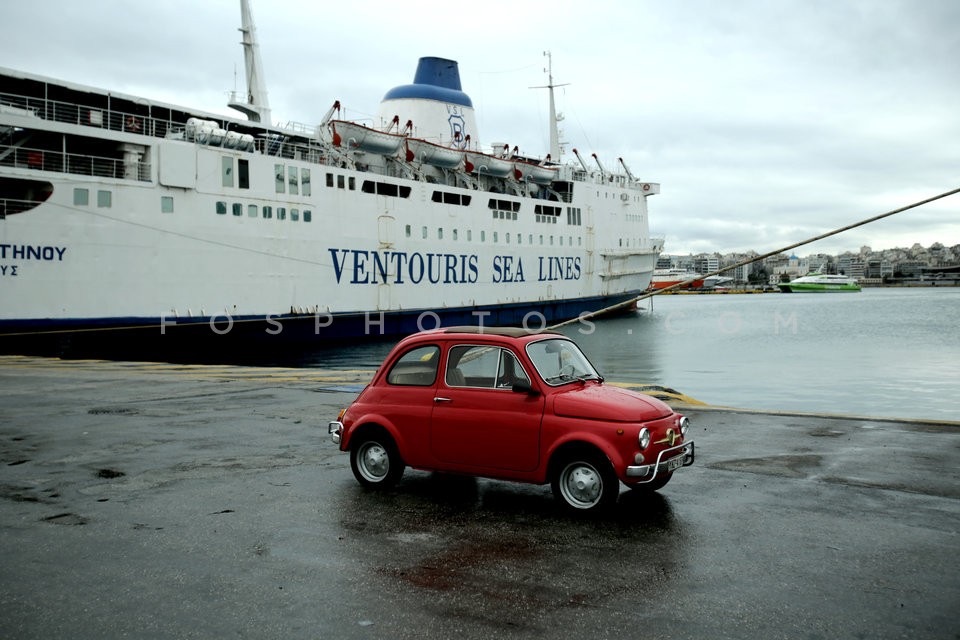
<box><xmin>161</xmin><ymin>196</ymin><xmax>174</xmax><ymax>213</ymax></box>
<box><xmin>291</xmin><ymin>208</ymin><xmax>300</xmax><ymax>221</ymax></box>
<box><xmin>216</xmin><ymin>201</ymin><xmax>227</xmax><ymax>215</ymax></box>
<box><xmin>539</xmin><ymin>235</ymin><xmax>544</xmax><ymax>245</ymax></box>
<box><xmin>232</xmin><ymin>203</ymin><xmax>242</xmax><ymax>216</ymax></box>
<box><xmin>421</xmin><ymin>226</ymin><xmax>428</xmax><ymax>239</ymax></box>
<box><xmin>301</xmin><ymin>169</ymin><xmax>311</xmax><ymax>196</ymax></box>
<box><xmin>263</xmin><ymin>205</ymin><xmax>273</xmax><ymax>219</ymax></box>
<box><xmin>338</xmin><ymin>175</ymin><xmax>345</xmax><ymax>189</ymax></box>
<box><xmin>326</xmin><ymin>172</ymin><xmax>334</xmax><ymax>188</ymax></box>
<box><xmin>348</xmin><ymin>177</ymin><xmax>356</xmax><ymax>190</ymax></box>
<box><xmin>97</xmin><ymin>190</ymin><xmax>111</xmax><ymax>208</ymax></box>
<box><xmin>432</xmin><ymin>191</ymin><xmax>471</xmax><ymax>206</ymax></box>
<box><xmin>506</xmin><ymin>233</ymin><xmax>511</xmax><ymax>244</ymax></box>
<box><xmin>277</xmin><ymin>207</ymin><xmax>286</xmax><ymax>220</ymax></box>
<box><xmin>361</xmin><ymin>180</ymin><xmax>410</xmax><ymax>198</ymax></box>
<box><xmin>493</xmin><ymin>232</ymin><xmax>499</xmax><ymax>243</ymax></box>
<box><xmin>303</xmin><ymin>210</ymin><xmax>312</xmax><ymax>222</ymax></box>
<box><xmin>222</xmin><ymin>157</ymin><xmax>234</xmax><ymax>188</ymax></box>
<box><xmin>238</xmin><ymin>159</ymin><xmax>250</xmax><ymax>189</ymax></box>
<box><xmin>405</xmin><ymin>225</ymin><xmax>411</xmax><ymax>238</ymax></box>
<box><xmin>453</xmin><ymin>229</ymin><xmax>458</xmax><ymax>241</ymax></box>
<box><xmin>276</xmin><ymin>165</ymin><xmax>285</xmax><ymax>193</ymax></box>
<box><xmin>517</xmin><ymin>233</ymin><xmax>521</xmax><ymax>245</ymax></box>
<box><xmin>467</xmin><ymin>230</ymin><xmax>472</xmax><ymax>242</ymax></box>
<box><xmin>528</xmin><ymin>234</ymin><xmax>533</xmax><ymax>244</ymax></box>
<box><xmin>248</xmin><ymin>204</ymin><xmax>257</xmax><ymax>218</ymax></box>
<box><xmin>438</xmin><ymin>228</ymin><xmax>443</xmax><ymax>240</ymax></box>
<box><xmin>481</xmin><ymin>231</ymin><xmax>486</xmax><ymax>242</ymax></box>
<box><xmin>288</xmin><ymin>166</ymin><xmax>299</xmax><ymax>195</ymax></box>
<box><xmin>74</xmin><ymin>188</ymin><xmax>89</xmax><ymax>206</ymax></box>
<box><xmin>380</xmin><ymin>183</ymin><xmax>398</xmax><ymax>197</ymax></box>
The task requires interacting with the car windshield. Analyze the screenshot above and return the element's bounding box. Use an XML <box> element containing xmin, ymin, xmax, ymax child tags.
<box><xmin>525</xmin><ymin>338</ymin><xmax>601</xmax><ymax>386</ymax></box>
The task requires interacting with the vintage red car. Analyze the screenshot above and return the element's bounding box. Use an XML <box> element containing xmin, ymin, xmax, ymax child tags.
<box><xmin>328</xmin><ymin>326</ymin><xmax>694</xmax><ymax>513</ymax></box>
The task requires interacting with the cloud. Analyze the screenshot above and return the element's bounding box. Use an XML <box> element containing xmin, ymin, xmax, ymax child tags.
<box><xmin>3</xmin><ymin>0</ymin><xmax>957</xmax><ymax>256</ymax></box>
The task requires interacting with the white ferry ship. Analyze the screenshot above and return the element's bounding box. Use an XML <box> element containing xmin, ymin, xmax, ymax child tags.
<box><xmin>0</xmin><ymin>1</ymin><xmax>662</xmax><ymax>356</ymax></box>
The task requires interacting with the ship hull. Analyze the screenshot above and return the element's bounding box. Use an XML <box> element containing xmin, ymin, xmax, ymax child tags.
<box><xmin>777</xmin><ymin>283</ymin><xmax>861</xmax><ymax>292</ymax></box>
<box><xmin>0</xmin><ymin>292</ymin><xmax>643</xmax><ymax>361</ymax></box>
<box><xmin>648</xmin><ymin>278</ymin><xmax>705</xmax><ymax>290</ymax></box>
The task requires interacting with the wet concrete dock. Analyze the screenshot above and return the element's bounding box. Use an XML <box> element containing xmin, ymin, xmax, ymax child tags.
<box><xmin>1</xmin><ymin>356</ymin><xmax>957</xmax><ymax>639</ymax></box>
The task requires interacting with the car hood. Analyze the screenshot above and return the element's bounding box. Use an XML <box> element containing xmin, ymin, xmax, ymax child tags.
<box><xmin>552</xmin><ymin>383</ymin><xmax>673</xmax><ymax>421</ymax></box>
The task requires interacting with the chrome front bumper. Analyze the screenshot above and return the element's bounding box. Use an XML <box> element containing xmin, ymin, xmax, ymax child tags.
<box><xmin>328</xmin><ymin>421</ymin><xmax>344</xmax><ymax>445</ymax></box>
<box><xmin>626</xmin><ymin>440</ymin><xmax>695</xmax><ymax>482</ymax></box>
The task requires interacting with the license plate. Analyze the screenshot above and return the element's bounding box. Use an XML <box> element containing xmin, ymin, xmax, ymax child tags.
<box><xmin>666</xmin><ymin>455</ymin><xmax>684</xmax><ymax>472</ymax></box>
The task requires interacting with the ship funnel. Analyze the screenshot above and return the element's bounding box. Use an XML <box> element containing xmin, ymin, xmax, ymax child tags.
<box><xmin>378</xmin><ymin>57</ymin><xmax>478</xmax><ymax>149</ymax></box>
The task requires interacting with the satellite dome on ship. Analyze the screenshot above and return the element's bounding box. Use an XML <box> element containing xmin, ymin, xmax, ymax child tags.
<box><xmin>378</xmin><ymin>57</ymin><xmax>478</xmax><ymax>149</ymax></box>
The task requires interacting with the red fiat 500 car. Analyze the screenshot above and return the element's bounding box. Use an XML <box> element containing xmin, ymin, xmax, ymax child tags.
<box><xmin>328</xmin><ymin>326</ymin><xmax>694</xmax><ymax>513</ymax></box>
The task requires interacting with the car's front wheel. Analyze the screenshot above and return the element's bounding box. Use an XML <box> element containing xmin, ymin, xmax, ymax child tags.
<box><xmin>350</xmin><ymin>434</ymin><xmax>404</xmax><ymax>489</ymax></box>
<box><xmin>551</xmin><ymin>452</ymin><xmax>619</xmax><ymax>513</ymax></box>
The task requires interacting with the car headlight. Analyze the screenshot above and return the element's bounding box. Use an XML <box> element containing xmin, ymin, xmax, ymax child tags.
<box><xmin>638</xmin><ymin>427</ymin><xmax>651</xmax><ymax>450</ymax></box>
<box><xmin>679</xmin><ymin>416</ymin><xmax>689</xmax><ymax>436</ymax></box>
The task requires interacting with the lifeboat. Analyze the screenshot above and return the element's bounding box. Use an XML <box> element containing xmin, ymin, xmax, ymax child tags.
<box><xmin>405</xmin><ymin>138</ymin><xmax>464</xmax><ymax>169</ymax></box>
<box><xmin>464</xmin><ymin>150</ymin><xmax>514</xmax><ymax>178</ymax></box>
<box><xmin>330</xmin><ymin>120</ymin><xmax>406</xmax><ymax>155</ymax></box>
<box><xmin>513</xmin><ymin>159</ymin><xmax>558</xmax><ymax>185</ymax></box>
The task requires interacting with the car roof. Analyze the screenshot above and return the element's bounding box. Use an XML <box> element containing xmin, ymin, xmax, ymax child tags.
<box><xmin>437</xmin><ymin>326</ymin><xmax>563</xmax><ymax>338</ymax></box>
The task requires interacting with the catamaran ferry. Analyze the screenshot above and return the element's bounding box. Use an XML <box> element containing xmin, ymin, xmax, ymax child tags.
<box><xmin>0</xmin><ymin>0</ymin><xmax>662</xmax><ymax>356</ymax></box>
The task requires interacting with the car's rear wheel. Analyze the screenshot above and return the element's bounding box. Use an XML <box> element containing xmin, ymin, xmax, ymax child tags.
<box><xmin>351</xmin><ymin>434</ymin><xmax>404</xmax><ymax>488</ymax></box>
<box><xmin>551</xmin><ymin>452</ymin><xmax>619</xmax><ymax>513</ymax></box>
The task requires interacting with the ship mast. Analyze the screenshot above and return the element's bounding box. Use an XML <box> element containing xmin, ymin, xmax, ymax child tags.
<box><xmin>228</xmin><ymin>0</ymin><xmax>272</xmax><ymax>124</ymax></box>
<box><xmin>530</xmin><ymin>51</ymin><xmax>568</xmax><ymax>161</ymax></box>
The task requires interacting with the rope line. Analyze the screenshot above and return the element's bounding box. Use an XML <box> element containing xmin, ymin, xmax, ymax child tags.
<box><xmin>549</xmin><ymin>186</ymin><xmax>960</xmax><ymax>329</ymax></box>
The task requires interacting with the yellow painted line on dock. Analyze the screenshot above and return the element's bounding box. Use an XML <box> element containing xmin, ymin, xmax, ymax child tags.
<box><xmin>9</xmin><ymin>355</ymin><xmax>953</xmax><ymax>425</ymax></box>
<box><xmin>0</xmin><ymin>355</ymin><xmax>375</xmax><ymax>385</ymax></box>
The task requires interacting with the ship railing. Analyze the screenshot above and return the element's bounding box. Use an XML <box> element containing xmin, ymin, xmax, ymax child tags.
<box><xmin>0</xmin><ymin>92</ymin><xmax>179</xmax><ymax>140</ymax></box>
<box><xmin>279</xmin><ymin>120</ymin><xmax>318</xmax><ymax>137</ymax></box>
<box><xmin>0</xmin><ymin>197</ymin><xmax>45</xmax><ymax>218</ymax></box>
<box><xmin>0</xmin><ymin>143</ymin><xmax>151</xmax><ymax>182</ymax></box>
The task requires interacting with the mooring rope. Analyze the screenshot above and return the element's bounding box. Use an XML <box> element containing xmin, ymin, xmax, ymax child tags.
<box><xmin>549</xmin><ymin>186</ymin><xmax>960</xmax><ymax>329</ymax></box>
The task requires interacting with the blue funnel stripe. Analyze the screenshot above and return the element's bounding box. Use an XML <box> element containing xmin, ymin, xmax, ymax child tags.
<box><xmin>382</xmin><ymin>56</ymin><xmax>473</xmax><ymax>108</ymax></box>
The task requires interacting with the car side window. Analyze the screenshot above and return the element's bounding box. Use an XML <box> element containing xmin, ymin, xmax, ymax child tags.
<box><xmin>385</xmin><ymin>345</ymin><xmax>440</xmax><ymax>386</ymax></box>
<box><xmin>497</xmin><ymin>350</ymin><xmax>530</xmax><ymax>388</ymax></box>
<box><xmin>447</xmin><ymin>345</ymin><xmax>498</xmax><ymax>388</ymax></box>
<box><xmin>446</xmin><ymin>345</ymin><xmax>531</xmax><ymax>389</ymax></box>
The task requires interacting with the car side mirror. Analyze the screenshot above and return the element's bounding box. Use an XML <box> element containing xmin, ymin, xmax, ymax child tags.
<box><xmin>512</xmin><ymin>381</ymin><xmax>540</xmax><ymax>396</ymax></box>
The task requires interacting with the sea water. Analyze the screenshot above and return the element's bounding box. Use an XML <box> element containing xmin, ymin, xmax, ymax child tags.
<box><xmin>562</xmin><ymin>287</ymin><xmax>959</xmax><ymax>422</ymax></box>
<box><xmin>301</xmin><ymin>288</ymin><xmax>959</xmax><ymax>422</ymax></box>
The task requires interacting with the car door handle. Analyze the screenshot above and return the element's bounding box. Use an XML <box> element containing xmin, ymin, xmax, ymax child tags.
<box><xmin>433</xmin><ymin>397</ymin><xmax>453</xmax><ymax>403</ymax></box>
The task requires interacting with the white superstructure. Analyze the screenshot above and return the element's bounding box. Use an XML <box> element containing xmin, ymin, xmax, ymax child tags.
<box><xmin>0</xmin><ymin>3</ymin><xmax>662</xmax><ymax>353</ymax></box>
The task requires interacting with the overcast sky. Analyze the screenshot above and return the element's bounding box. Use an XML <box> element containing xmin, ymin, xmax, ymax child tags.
<box><xmin>4</xmin><ymin>0</ymin><xmax>958</xmax><ymax>256</ymax></box>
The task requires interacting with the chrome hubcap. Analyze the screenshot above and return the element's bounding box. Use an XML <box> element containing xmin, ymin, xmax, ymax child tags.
<box><xmin>561</xmin><ymin>463</ymin><xmax>602</xmax><ymax>508</ymax></box>
<box><xmin>359</xmin><ymin>443</ymin><xmax>389</xmax><ymax>481</ymax></box>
